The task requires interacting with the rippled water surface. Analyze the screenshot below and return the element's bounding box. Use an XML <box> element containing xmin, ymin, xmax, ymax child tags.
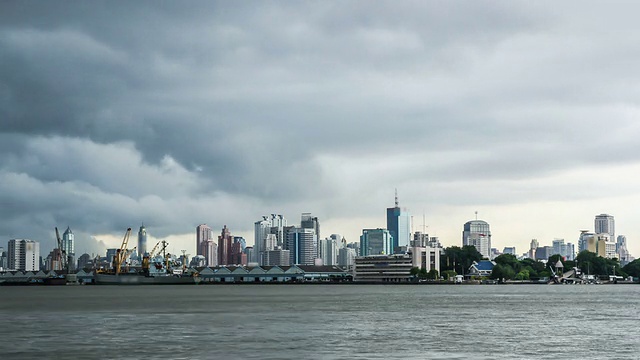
<box><xmin>1</xmin><ymin>284</ymin><xmax>639</xmax><ymax>359</ymax></box>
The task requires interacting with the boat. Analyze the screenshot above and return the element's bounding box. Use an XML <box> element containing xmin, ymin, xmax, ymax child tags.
<box><xmin>94</xmin><ymin>231</ymin><xmax>200</xmax><ymax>285</ymax></box>
<box><xmin>94</xmin><ymin>272</ymin><xmax>200</xmax><ymax>285</ymax></box>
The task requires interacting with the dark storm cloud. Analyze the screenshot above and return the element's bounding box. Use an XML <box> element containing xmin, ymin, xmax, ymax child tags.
<box><xmin>3</xmin><ymin>1</ymin><xmax>640</xmax><ymax>251</ymax></box>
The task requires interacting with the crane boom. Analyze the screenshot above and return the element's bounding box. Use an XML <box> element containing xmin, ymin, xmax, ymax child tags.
<box><xmin>114</xmin><ymin>228</ymin><xmax>132</xmax><ymax>275</ymax></box>
<box><xmin>55</xmin><ymin>227</ymin><xmax>68</xmax><ymax>273</ymax></box>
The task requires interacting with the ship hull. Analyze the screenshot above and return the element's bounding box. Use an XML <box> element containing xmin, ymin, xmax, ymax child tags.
<box><xmin>95</xmin><ymin>273</ymin><xmax>200</xmax><ymax>285</ymax></box>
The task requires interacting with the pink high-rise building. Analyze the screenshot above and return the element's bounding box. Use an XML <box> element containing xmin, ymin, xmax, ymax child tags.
<box><xmin>196</xmin><ymin>224</ymin><xmax>212</xmax><ymax>257</ymax></box>
<box><xmin>218</xmin><ymin>225</ymin><xmax>232</xmax><ymax>265</ymax></box>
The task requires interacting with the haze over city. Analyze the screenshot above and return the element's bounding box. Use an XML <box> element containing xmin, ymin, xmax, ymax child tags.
<box><xmin>2</xmin><ymin>1</ymin><xmax>640</xmax><ymax>258</ymax></box>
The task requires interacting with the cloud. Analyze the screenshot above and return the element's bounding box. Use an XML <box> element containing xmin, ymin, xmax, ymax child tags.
<box><xmin>2</xmin><ymin>1</ymin><xmax>640</xmax><ymax>258</ymax></box>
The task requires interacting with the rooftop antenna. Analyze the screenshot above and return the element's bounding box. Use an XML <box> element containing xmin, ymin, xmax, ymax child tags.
<box><xmin>475</xmin><ymin>211</ymin><xmax>478</xmax><ymax>221</ymax></box>
<box><xmin>395</xmin><ymin>188</ymin><xmax>399</xmax><ymax>208</ymax></box>
<box><xmin>423</xmin><ymin>213</ymin><xmax>426</xmax><ymax>234</ymax></box>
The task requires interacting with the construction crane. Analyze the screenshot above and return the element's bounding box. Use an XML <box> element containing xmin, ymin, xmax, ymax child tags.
<box><xmin>148</xmin><ymin>241</ymin><xmax>162</xmax><ymax>259</ymax></box>
<box><xmin>113</xmin><ymin>228</ymin><xmax>132</xmax><ymax>275</ymax></box>
<box><xmin>55</xmin><ymin>227</ymin><xmax>68</xmax><ymax>274</ymax></box>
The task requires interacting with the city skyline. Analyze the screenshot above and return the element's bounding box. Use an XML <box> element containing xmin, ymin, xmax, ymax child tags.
<box><xmin>3</xmin><ymin>2</ymin><xmax>640</xmax><ymax>258</ymax></box>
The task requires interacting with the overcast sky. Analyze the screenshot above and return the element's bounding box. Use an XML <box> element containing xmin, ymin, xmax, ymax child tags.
<box><xmin>2</xmin><ymin>1</ymin><xmax>640</xmax><ymax>258</ymax></box>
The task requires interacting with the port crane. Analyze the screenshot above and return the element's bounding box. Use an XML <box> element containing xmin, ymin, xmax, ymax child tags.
<box><xmin>55</xmin><ymin>227</ymin><xmax>68</xmax><ymax>274</ymax></box>
<box><xmin>113</xmin><ymin>228</ymin><xmax>132</xmax><ymax>275</ymax></box>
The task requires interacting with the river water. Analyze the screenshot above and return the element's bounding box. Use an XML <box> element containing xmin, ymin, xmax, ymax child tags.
<box><xmin>0</xmin><ymin>284</ymin><xmax>638</xmax><ymax>359</ymax></box>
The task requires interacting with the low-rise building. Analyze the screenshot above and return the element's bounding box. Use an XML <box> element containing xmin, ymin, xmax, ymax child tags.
<box><xmin>354</xmin><ymin>254</ymin><xmax>413</xmax><ymax>282</ymax></box>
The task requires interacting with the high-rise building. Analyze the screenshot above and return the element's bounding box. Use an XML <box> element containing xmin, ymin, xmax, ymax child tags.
<box><xmin>286</xmin><ymin>227</ymin><xmax>317</xmax><ymax>265</ymax></box>
<box><xmin>62</xmin><ymin>226</ymin><xmax>74</xmax><ymax>258</ymax></box>
<box><xmin>62</xmin><ymin>226</ymin><xmax>76</xmax><ymax>270</ymax></box>
<box><xmin>218</xmin><ymin>225</ymin><xmax>233</xmax><ymax>266</ymax></box>
<box><xmin>77</xmin><ymin>253</ymin><xmax>92</xmax><ymax>270</ymax></box>
<box><xmin>386</xmin><ymin>190</ymin><xmax>411</xmax><ymax>253</ymax></box>
<box><xmin>0</xmin><ymin>247</ymin><xmax>7</xmax><ymax>270</ymax></box>
<box><xmin>301</xmin><ymin>213</ymin><xmax>320</xmax><ymax>243</ymax></box>
<box><xmin>338</xmin><ymin>247</ymin><xmax>356</xmax><ymax>270</ymax></box>
<box><xmin>244</xmin><ymin>246</ymin><xmax>254</xmax><ymax>264</ymax></box>
<box><xmin>233</xmin><ymin>237</ymin><xmax>246</xmax><ymax>251</ymax></box>
<box><xmin>578</xmin><ymin>231</ymin><xmax>594</xmax><ymax>253</ymax></box>
<box><xmin>8</xmin><ymin>239</ymin><xmax>40</xmax><ymax>271</ymax></box>
<box><xmin>595</xmin><ymin>214</ymin><xmax>615</xmax><ymax>243</ymax></box>
<box><xmin>261</xmin><ymin>248</ymin><xmax>290</xmax><ymax>266</ymax></box>
<box><xmin>254</xmin><ymin>214</ymin><xmax>288</xmax><ymax>264</ymax></box>
<box><xmin>196</xmin><ymin>224</ymin><xmax>212</xmax><ymax>257</ymax></box>
<box><xmin>462</xmin><ymin>219</ymin><xmax>491</xmax><ymax>259</ymax></box>
<box><xmin>528</xmin><ymin>239</ymin><xmax>539</xmax><ymax>259</ymax></box>
<box><xmin>347</xmin><ymin>242</ymin><xmax>360</xmax><ymax>257</ymax></box>
<box><xmin>617</xmin><ymin>235</ymin><xmax>631</xmax><ymax>266</ymax></box>
<box><xmin>318</xmin><ymin>237</ymin><xmax>338</xmax><ymax>266</ymax></box>
<box><xmin>203</xmin><ymin>240</ymin><xmax>217</xmax><ymax>267</ymax></box>
<box><xmin>137</xmin><ymin>225</ymin><xmax>147</xmax><ymax>256</ymax></box>
<box><xmin>360</xmin><ymin>229</ymin><xmax>393</xmax><ymax>256</ymax></box>
<box><xmin>503</xmin><ymin>247</ymin><xmax>516</xmax><ymax>255</ymax></box>
<box><xmin>230</xmin><ymin>236</ymin><xmax>247</xmax><ymax>265</ymax></box>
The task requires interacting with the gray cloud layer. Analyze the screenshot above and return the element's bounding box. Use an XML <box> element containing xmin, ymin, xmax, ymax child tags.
<box><xmin>2</xmin><ymin>1</ymin><xmax>640</xmax><ymax>253</ymax></box>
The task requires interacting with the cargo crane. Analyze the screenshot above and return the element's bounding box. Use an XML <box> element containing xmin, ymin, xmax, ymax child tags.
<box><xmin>55</xmin><ymin>227</ymin><xmax>68</xmax><ymax>274</ymax></box>
<box><xmin>113</xmin><ymin>228</ymin><xmax>132</xmax><ymax>275</ymax></box>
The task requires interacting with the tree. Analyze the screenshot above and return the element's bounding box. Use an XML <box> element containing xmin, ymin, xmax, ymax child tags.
<box><xmin>491</xmin><ymin>264</ymin><xmax>515</xmax><ymax>282</ymax></box>
<box><xmin>622</xmin><ymin>259</ymin><xmax>640</xmax><ymax>278</ymax></box>
<box><xmin>441</xmin><ymin>270</ymin><xmax>457</xmax><ymax>281</ymax></box>
<box><xmin>426</xmin><ymin>269</ymin><xmax>439</xmax><ymax>280</ymax></box>
<box><xmin>441</xmin><ymin>245</ymin><xmax>483</xmax><ymax>274</ymax></box>
<box><xmin>515</xmin><ymin>269</ymin><xmax>530</xmax><ymax>280</ymax></box>
<box><xmin>410</xmin><ymin>267</ymin><xmax>420</xmax><ymax>276</ymax></box>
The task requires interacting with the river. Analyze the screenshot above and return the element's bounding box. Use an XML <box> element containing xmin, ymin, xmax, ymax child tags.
<box><xmin>0</xmin><ymin>284</ymin><xmax>638</xmax><ymax>359</ymax></box>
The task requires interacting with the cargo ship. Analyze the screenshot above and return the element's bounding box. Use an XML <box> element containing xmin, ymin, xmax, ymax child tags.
<box><xmin>94</xmin><ymin>272</ymin><xmax>200</xmax><ymax>285</ymax></box>
<box><xmin>95</xmin><ymin>230</ymin><xmax>200</xmax><ymax>285</ymax></box>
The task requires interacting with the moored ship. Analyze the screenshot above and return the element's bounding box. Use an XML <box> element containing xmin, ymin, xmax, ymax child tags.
<box><xmin>94</xmin><ymin>229</ymin><xmax>200</xmax><ymax>285</ymax></box>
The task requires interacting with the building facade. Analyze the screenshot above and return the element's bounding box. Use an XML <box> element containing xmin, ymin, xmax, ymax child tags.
<box><xmin>8</xmin><ymin>239</ymin><xmax>40</xmax><ymax>271</ymax></box>
<box><xmin>594</xmin><ymin>214</ymin><xmax>615</xmax><ymax>243</ymax></box>
<box><xmin>196</xmin><ymin>224</ymin><xmax>212</xmax><ymax>257</ymax></box>
<box><xmin>218</xmin><ymin>225</ymin><xmax>233</xmax><ymax>266</ymax></box>
<box><xmin>300</xmin><ymin>213</ymin><xmax>320</xmax><ymax>242</ymax></box>
<box><xmin>360</xmin><ymin>228</ymin><xmax>393</xmax><ymax>256</ymax></box>
<box><xmin>286</xmin><ymin>227</ymin><xmax>317</xmax><ymax>265</ymax></box>
<box><xmin>386</xmin><ymin>192</ymin><xmax>411</xmax><ymax>253</ymax></box>
<box><xmin>462</xmin><ymin>220</ymin><xmax>491</xmax><ymax>259</ymax></box>
<box><xmin>137</xmin><ymin>225</ymin><xmax>147</xmax><ymax>257</ymax></box>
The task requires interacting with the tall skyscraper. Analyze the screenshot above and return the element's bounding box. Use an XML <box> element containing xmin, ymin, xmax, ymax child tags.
<box><xmin>8</xmin><ymin>239</ymin><xmax>40</xmax><ymax>271</ymax></box>
<box><xmin>196</xmin><ymin>224</ymin><xmax>212</xmax><ymax>257</ymax></box>
<box><xmin>286</xmin><ymin>227</ymin><xmax>317</xmax><ymax>265</ymax></box>
<box><xmin>595</xmin><ymin>214</ymin><xmax>615</xmax><ymax>242</ymax></box>
<box><xmin>617</xmin><ymin>235</ymin><xmax>631</xmax><ymax>265</ymax></box>
<box><xmin>218</xmin><ymin>225</ymin><xmax>232</xmax><ymax>266</ymax></box>
<box><xmin>138</xmin><ymin>224</ymin><xmax>147</xmax><ymax>256</ymax></box>
<box><xmin>318</xmin><ymin>236</ymin><xmax>338</xmax><ymax>266</ymax></box>
<box><xmin>62</xmin><ymin>226</ymin><xmax>74</xmax><ymax>257</ymax></box>
<box><xmin>254</xmin><ymin>214</ymin><xmax>287</xmax><ymax>265</ymax></box>
<box><xmin>301</xmin><ymin>213</ymin><xmax>320</xmax><ymax>243</ymax></box>
<box><xmin>462</xmin><ymin>218</ymin><xmax>491</xmax><ymax>259</ymax></box>
<box><xmin>386</xmin><ymin>190</ymin><xmax>411</xmax><ymax>253</ymax></box>
<box><xmin>360</xmin><ymin>228</ymin><xmax>393</xmax><ymax>256</ymax></box>
<box><xmin>528</xmin><ymin>239</ymin><xmax>539</xmax><ymax>259</ymax></box>
<box><xmin>204</xmin><ymin>240</ymin><xmax>217</xmax><ymax>267</ymax></box>
<box><xmin>62</xmin><ymin>226</ymin><xmax>75</xmax><ymax>269</ymax></box>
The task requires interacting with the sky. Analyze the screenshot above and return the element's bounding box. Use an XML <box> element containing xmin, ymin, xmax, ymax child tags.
<box><xmin>2</xmin><ymin>1</ymin><xmax>640</xmax><ymax>258</ymax></box>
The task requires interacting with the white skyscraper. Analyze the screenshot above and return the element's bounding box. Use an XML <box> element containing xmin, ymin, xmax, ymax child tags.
<box><xmin>8</xmin><ymin>239</ymin><xmax>40</xmax><ymax>271</ymax></box>
<box><xmin>254</xmin><ymin>214</ymin><xmax>287</xmax><ymax>265</ymax></box>
<box><xmin>62</xmin><ymin>227</ymin><xmax>74</xmax><ymax>257</ymax></box>
<box><xmin>462</xmin><ymin>219</ymin><xmax>491</xmax><ymax>259</ymax></box>
<box><xmin>319</xmin><ymin>236</ymin><xmax>338</xmax><ymax>266</ymax></box>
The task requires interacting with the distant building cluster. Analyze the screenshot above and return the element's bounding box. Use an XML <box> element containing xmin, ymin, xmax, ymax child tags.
<box><xmin>0</xmin><ymin>197</ymin><xmax>635</xmax><ymax>279</ymax></box>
